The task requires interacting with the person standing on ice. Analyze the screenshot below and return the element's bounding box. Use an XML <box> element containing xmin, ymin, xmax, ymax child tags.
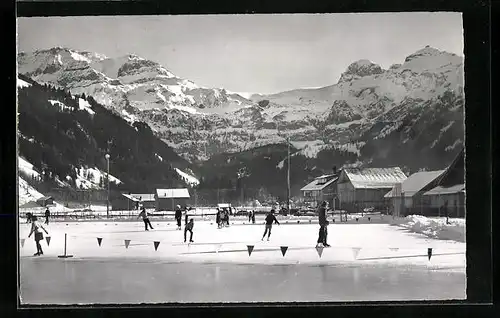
<box><xmin>252</xmin><ymin>210</ymin><xmax>256</xmax><ymax>224</ymax></box>
<box><xmin>184</xmin><ymin>207</ymin><xmax>189</xmax><ymax>226</ymax></box>
<box><xmin>216</xmin><ymin>208</ymin><xmax>222</xmax><ymax>229</ymax></box>
<box><xmin>28</xmin><ymin>216</ymin><xmax>49</xmax><ymax>256</ymax></box>
<box><xmin>137</xmin><ymin>207</ymin><xmax>154</xmax><ymax>231</ymax></box>
<box><xmin>26</xmin><ymin>212</ymin><xmax>33</xmax><ymax>224</ymax></box>
<box><xmin>316</xmin><ymin>201</ymin><xmax>330</xmax><ymax>247</ymax></box>
<box><xmin>248</xmin><ymin>210</ymin><xmax>252</xmax><ymax>223</ymax></box>
<box><xmin>44</xmin><ymin>207</ymin><xmax>50</xmax><ymax>225</ymax></box>
<box><xmin>175</xmin><ymin>205</ymin><xmax>182</xmax><ymax>230</ymax></box>
<box><xmin>184</xmin><ymin>218</ymin><xmax>194</xmax><ymax>243</ymax></box>
<box><xmin>261</xmin><ymin>209</ymin><xmax>280</xmax><ymax>241</ymax></box>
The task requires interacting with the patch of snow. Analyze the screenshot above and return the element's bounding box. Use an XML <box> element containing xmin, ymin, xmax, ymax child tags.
<box><xmin>75</xmin><ymin>166</ymin><xmax>122</xmax><ymax>189</ymax></box>
<box><xmin>48</xmin><ymin>99</ymin><xmax>72</xmax><ymax>111</ymax></box>
<box><xmin>440</xmin><ymin>121</ymin><xmax>454</xmax><ymax>134</ymax></box>
<box><xmin>175</xmin><ymin>168</ymin><xmax>200</xmax><ymax>186</ymax></box>
<box><xmin>78</xmin><ymin>98</ymin><xmax>95</xmax><ymax>115</ymax></box>
<box><xmin>70</xmin><ymin>50</ymin><xmax>91</xmax><ymax>63</ymax></box>
<box><xmin>17</xmin><ymin>78</ymin><xmax>32</xmax><ymax>88</ymax></box>
<box><xmin>56</xmin><ymin>54</ymin><xmax>63</xmax><ymax>65</ymax></box>
<box><xmin>155</xmin><ymin>153</ymin><xmax>163</xmax><ymax>162</ymax></box>
<box><xmin>445</xmin><ymin>139</ymin><xmax>462</xmax><ymax>151</ymax></box>
<box><xmin>18</xmin><ymin>157</ymin><xmax>41</xmax><ymax>179</ymax></box>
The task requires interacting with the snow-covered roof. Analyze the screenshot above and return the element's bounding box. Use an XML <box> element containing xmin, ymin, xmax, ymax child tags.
<box><xmin>217</xmin><ymin>203</ymin><xmax>231</xmax><ymax>208</ymax></box>
<box><xmin>385</xmin><ymin>170</ymin><xmax>445</xmax><ymax>198</ymax></box>
<box><xmin>122</xmin><ymin>193</ymin><xmax>155</xmax><ymax>202</ymax></box>
<box><xmin>423</xmin><ymin>184</ymin><xmax>465</xmax><ymax>196</ymax></box>
<box><xmin>301</xmin><ymin>177</ymin><xmax>338</xmax><ymax>191</ymax></box>
<box><xmin>341</xmin><ymin>167</ymin><xmax>407</xmax><ymax>189</ymax></box>
<box><xmin>156</xmin><ymin>188</ymin><xmax>190</xmax><ymax>199</ymax></box>
<box><xmin>130</xmin><ymin>193</ymin><xmax>155</xmax><ymax>202</ymax></box>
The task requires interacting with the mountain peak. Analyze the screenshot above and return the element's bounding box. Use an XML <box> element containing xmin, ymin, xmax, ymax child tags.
<box><xmin>338</xmin><ymin>59</ymin><xmax>385</xmax><ymax>83</ymax></box>
<box><xmin>404</xmin><ymin>46</ymin><xmax>455</xmax><ymax>63</ymax></box>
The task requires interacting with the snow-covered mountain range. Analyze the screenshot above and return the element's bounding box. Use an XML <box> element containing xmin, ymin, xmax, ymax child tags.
<box><xmin>17</xmin><ymin>46</ymin><xmax>464</xmax><ymax>167</ymax></box>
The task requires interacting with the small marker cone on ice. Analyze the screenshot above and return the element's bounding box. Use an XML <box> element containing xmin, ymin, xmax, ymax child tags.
<box><xmin>21</xmin><ymin>238</ymin><xmax>25</xmax><ymax>248</ymax></box>
<box><xmin>247</xmin><ymin>245</ymin><xmax>254</xmax><ymax>256</ymax></box>
<box><xmin>46</xmin><ymin>236</ymin><xmax>51</xmax><ymax>246</ymax></box>
<box><xmin>428</xmin><ymin>248</ymin><xmax>433</xmax><ymax>260</ymax></box>
<box><xmin>280</xmin><ymin>246</ymin><xmax>288</xmax><ymax>257</ymax></box>
<box><xmin>154</xmin><ymin>241</ymin><xmax>160</xmax><ymax>251</ymax></box>
<box><xmin>97</xmin><ymin>237</ymin><xmax>102</xmax><ymax>247</ymax></box>
<box><xmin>124</xmin><ymin>239</ymin><xmax>131</xmax><ymax>249</ymax></box>
<box><xmin>352</xmin><ymin>247</ymin><xmax>361</xmax><ymax>260</ymax></box>
<box><xmin>316</xmin><ymin>245</ymin><xmax>324</xmax><ymax>258</ymax></box>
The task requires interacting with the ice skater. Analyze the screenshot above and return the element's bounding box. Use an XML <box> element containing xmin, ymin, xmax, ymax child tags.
<box><xmin>27</xmin><ymin>216</ymin><xmax>49</xmax><ymax>256</ymax></box>
<box><xmin>138</xmin><ymin>207</ymin><xmax>154</xmax><ymax>231</ymax></box>
<box><xmin>252</xmin><ymin>210</ymin><xmax>256</xmax><ymax>224</ymax></box>
<box><xmin>184</xmin><ymin>218</ymin><xmax>194</xmax><ymax>243</ymax></box>
<box><xmin>261</xmin><ymin>209</ymin><xmax>280</xmax><ymax>241</ymax></box>
<box><xmin>175</xmin><ymin>205</ymin><xmax>182</xmax><ymax>230</ymax></box>
<box><xmin>216</xmin><ymin>208</ymin><xmax>222</xmax><ymax>229</ymax></box>
<box><xmin>248</xmin><ymin>211</ymin><xmax>252</xmax><ymax>223</ymax></box>
<box><xmin>44</xmin><ymin>207</ymin><xmax>50</xmax><ymax>225</ymax></box>
<box><xmin>184</xmin><ymin>207</ymin><xmax>189</xmax><ymax>226</ymax></box>
<box><xmin>316</xmin><ymin>201</ymin><xmax>330</xmax><ymax>247</ymax></box>
<box><xmin>225</xmin><ymin>208</ymin><xmax>230</xmax><ymax>226</ymax></box>
<box><xmin>26</xmin><ymin>212</ymin><xmax>33</xmax><ymax>224</ymax></box>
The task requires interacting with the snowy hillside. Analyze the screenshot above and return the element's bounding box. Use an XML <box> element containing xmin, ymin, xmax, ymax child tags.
<box><xmin>18</xmin><ymin>46</ymin><xmax>464</xmax><ymax>169</ymax></box>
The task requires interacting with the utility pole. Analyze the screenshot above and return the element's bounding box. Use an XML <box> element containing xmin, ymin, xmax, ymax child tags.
<box><xmin>105</xmin><ymin>153</ymin><xmax>110</xmax><ymax>219</ymax></box>
<box><xmin>287</xmin><ymin>137</ymin><xmax>290</xmax><ymax>215</ymax></box>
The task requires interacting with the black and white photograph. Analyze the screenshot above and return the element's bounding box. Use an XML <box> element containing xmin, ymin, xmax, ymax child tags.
<box><xmin>16</xmin><ymin>12</ymin><xmax>466</xmax><ymax>304</ymax></box>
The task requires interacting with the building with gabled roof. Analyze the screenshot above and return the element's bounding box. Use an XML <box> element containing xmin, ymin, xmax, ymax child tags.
<box><xmin>384</xmin><ymin>170</ymin><xmax>445</xmax><ymax>216</ymax></box>
<box><xmin>423</xmin><ymin>148</ymin><xmax>465</xmax><ymax>217</ymax></box>
<box><xmin>112</xmin><ymin>193</ymin><xmax>156</xmax><ymax>211</ymax></box>
<box><xmin>300</xmin><ymin>173</ymin><xmax>339</xmax><ymax>208</ymax></box>
<box><xmin>337</xmin><ymin>167</ymin><xmax>407</xmax><ymax>212</ymax></box>
<box><xmin>155</xmin><ymin>188</ymin><xmax>190</xmax><ymax>211</ymax></box>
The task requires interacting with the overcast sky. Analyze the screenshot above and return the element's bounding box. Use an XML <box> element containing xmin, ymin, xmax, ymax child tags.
<box><xmin>18</xmin><ymin>13</ymin><xmax>463</xmax><ymax>95</ymax></box>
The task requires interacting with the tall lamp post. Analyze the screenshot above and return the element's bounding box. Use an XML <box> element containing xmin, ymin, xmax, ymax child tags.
<box><xmin>105</xmin><ymin>153</ymin><xmax>110</xmax><ymax>219</ymax></box>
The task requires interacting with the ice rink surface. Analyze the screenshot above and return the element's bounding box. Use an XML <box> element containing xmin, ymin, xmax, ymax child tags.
<box><xmin>19</xmin><ymin>218</ymin><xmax>466</xmax><ymax>304</ymax></box>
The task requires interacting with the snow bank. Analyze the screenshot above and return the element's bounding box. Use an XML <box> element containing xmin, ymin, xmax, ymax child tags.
<box><xmin>393</xmin><ymin>215</ymin><xmax>465</xmax><ymax>243</ymax></box>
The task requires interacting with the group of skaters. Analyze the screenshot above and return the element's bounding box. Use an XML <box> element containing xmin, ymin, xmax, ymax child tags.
<box><xmin>135</xmin><ymin>200</ymin><xmax>331</xmax><ymax>246</ymax></box>
<box><xmin>215</xmin><ymin>207</ymin><xmax>232</xmax><ymax>229</ymax></box>
<box><xmin>25</xmin><ymin>208</ymin><xmax>51</xmax><ymax>256</ymax></box>
<box><xmin>138</xmin><ymin>204</ymin><xmax>195</xmax><ymax>243</ymax></box>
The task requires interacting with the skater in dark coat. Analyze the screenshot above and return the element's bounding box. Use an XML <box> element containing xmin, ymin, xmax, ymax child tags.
<box><xmin>28</xmin><ymin>216</ymin><xmax>49</xmax><ymax>256</ymax></box>
<box><xmin>316</xmin><ymin>201</ymin><xmax>330</xmax><ymax>247</ymax></box>
<box><xmin>26</xmin><ymin>212</ymin><xmax>33</xmax><ymax>224</ymax></box>
<box><xmin>216</xmin><ymin>208</ymin><xmax>221</xmax><ymax>229</ymax></box>
<box><xmin>252</xmin><ymin>210</ymin><xmax>256</xmax><ymax>224</ymax></box>
<box><xmin>174</xmin><ymin>205</ymin><xmax>183</xmax><ymax>230</ymax></box>
<box><xmin>225</xmin><ymin>209</ymin><xmax>230</xmax><ymax>226</ymax></box>
<box><xmin>261</xmin><ymin>209</ymin><xmax>280</xmax><ymax>241</ymax></box>
<box><xmin>44</xmin><ymin>208</ymin><xmax>50</xmax><ymax>225</ymax></box>
<box><xmin>248</xmin><ymin>211</ymin><xmax>252</xmax><ymax>223</ymax></box>
<box><xmin>137</xmin><ymin>207</ymin><xmax>154</xmax><ymax>231</ymax></box>
<box><xmin>184</xmin><ymin>219</ymin><xmax>194</xmax><ymax>243</ymax></box>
